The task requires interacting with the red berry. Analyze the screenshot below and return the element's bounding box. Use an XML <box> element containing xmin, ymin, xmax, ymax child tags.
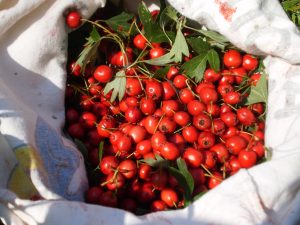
<box><xmin>223</xmin><ymin>50</ymin><xmax>242</xmax><ymax>69</ymax></box>
<box><xmin>160</xmin><ymin>188</ymin><xmax>179</xmax><ymax>207</ymax></box>
<box><xmin>66</xmin><ymin>11</ymin><xmax>81</xmax><ymax>29</ymax></box>
<box><xmin>133</xmin><ymin>34</ymin><xmax>147</xmax><ymax>50</ymax></box>
<box><xmin>93</xmin><ymin>65</ymin><xmax>113</xmax><ymax>83</ymax></box>
<box><xmin>238</xmin><ymin>149</ymin><xmax>257</xmax><ymax>168</ymax></box>
<box><xmin>242</xmin><ymin>54</ymin><xmax>258</xmax><ymax>71</ymax></box>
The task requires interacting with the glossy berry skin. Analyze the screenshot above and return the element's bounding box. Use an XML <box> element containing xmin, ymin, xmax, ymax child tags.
<box><xmin>210</xmin><ymin>143</ymin><xmax>229</xmax><ymax>163</ymax></box>
<box><xmin>66</xmin><ymin>11</ymin><xmax>81</xmax><ymax>29</ymax></box>
<box><xmin>69</xmin><ymin>62</ymin><xmax>81</xmax><ymax>76</ymax></box>
<box><xmin>162</xmin><ymin>81</ymin><xmax>176</xmax><ymax>100</ymax></box>
<box><xmin>199</xmin><ymin>87</ymin><xmax>218</xmax><ymax>104</ymax></box>
<box><xmin>208</xmin><ymin>172</ymin><xmax>223</xmax><ymax>189</ymax></box>
<box><xmin>242</xmin><ymin>54</ymin><xmax>258</xmax><ymax>71</ymax></box>
<box><xmin>187</xmin><ymin>100</ymin><xmax>206</xmax><ymax>116</ymax></box>
<box><xmin>223</xmin><ymin>91</ymin><xmax>241</xmax><ymax>105</ymax></box>
<box><xmin>144</xmin><ymin>115</ymin><xmax>160</xmax><ymax>134</ymax></box>
<box><xmin>125</xmin><ymin>107</ymin><xmax>142</xmax><ymax>123</ymax></box>
<box><xmin>183</xmin><ymin>147</ymin><xmax>204</xmax><ymax>168</ymax></box>
<box><xmin>119</xmin><ymin>159</ymin><xmax>137</xmax><ymax>179</ymax></box>
<box><xmin>151</xmin><ymin>200</ymin><xmax>167</xmax><ymax>212</ymax></box>
<box><xmin>128</xmin><ymin>125</ymin><xmax>147</xmax><ymax>143</ymax></box>
<box><xmin>179</xmin><ymin>88</ymin><xmax>195</xmax><ymax>104</ymax></box>
<box><xmin>146</xmin><ymin>80</ymin><xmax>163</xmax><ymax>100</ymax></box>
<box><xmin>136</xmin><ymin>139</ymin><xmax>152</xmax><ymax>155</ymax></box>
<box><xmin>237</xmin><ymin>107</ymin><xmax>256</xmax><ymax>126</ymax></box>
<box><xmin>160</xmin><ymin>142</ymin><xmax>180</xmax><ymax>161</ymax></box>
<box><xmin>223</xmin><ymin>50</ymin><xmax>242</xmax><ymax>69</ymax></box>
<box><xmin>93</xmin><ymin>65</ymin><xmax>113</xmax><ymax>83</ymax></box>
<box><xmin>100</xmin><ymin>156</ymin><xmax>119</xmax><ymax>175</ymax></box>
<box><xmin>140</xmin><ymin>97</ymin><xmax>156</xmax><ymax>115</ymax></box>
<box><xmin>238</xmin><ymin>150</ymin><xmax>257</xmax><ymax>168</ymax></box>
<box><xmin>173</xmin><ymin>74</ymin><xmax>187</xmax><ymax>89</ymax></box>
<box><xmin>198</xmin><ymin>131</ymin><xmax>215</xmax><ymax>149</ymax></box>
<box><xmin>149</xmin><ymin>47</ymin><xmax>165</xmax><ymax>59</ymax></box>
<box><xmin>220</xmin><ymin>112</ymin><xmax>238</xmax><ymax>127</ymax></box>
<box><xmin>159</xmin><ymin>117</ymin><xmax>177</xmax><ymax>133</ymax></box>
<box><xmin>166</xmin><ymin>66</ymin><xmax>179</xmax><ymax>80</ymax></box>
<box><xmin>151</xmin><ymin>131</ymin><xmax>167</xmax><ymax>151</ymax></box>
<box><xmin>174</xmin><ymin>111</ymin><xmax>191</xmax><ymax>127</ymax></box>
<box><xmin>106</xmin><ymin>172</ymin><xmax>125</xmax><ymax>190</ymax></box>
<box><xmin>232</xmin><ymin>67</ymin><xmax>247</xmax><ymax>84</ymax></box>
<box><xmin>182</xmin><ymin>126</ymin><xmax>199</xmax><ymax>143</ymax></box>
<box><xmin>117</xmin><ymin>135</ymin><xmax>132</xmax><ymax>153</ymax></box>
<box><xmin>204</xmin><ymin>68</ymin><xmax>221</xmax><ymax>82</ymax></box>
<box><xmin>126</xmin><ymin>78</ymin><xmax>142</xmax><ymax>96</ymax></box>
<box><xmin>162</xmin><ymin>100</ymin><xmax>179</xmax><ymax>117</ymax></box>
<box><xmin>160</xmin><ymin>188</ymin><xmax>179</xmax><ymax>207</ymax></box>
<box><xmin>225</xmin><ymin>135</ymin><xmax>248</xmax><ymax>155</ymax></box>
<box><xmin>133</xmin><ymin>34</ymin><xmax>147</xmax><ymax>50</ymax></box>
<box><xmin>193</xmin><ymin>113</ymin><xmax>211</xmax><ymax>131</ymax></box>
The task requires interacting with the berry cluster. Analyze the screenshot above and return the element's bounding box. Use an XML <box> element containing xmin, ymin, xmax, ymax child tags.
<box><xmin>65</xmin><ymin>7</ymin><xmax>266</xmax><ymax>214</ymax></box>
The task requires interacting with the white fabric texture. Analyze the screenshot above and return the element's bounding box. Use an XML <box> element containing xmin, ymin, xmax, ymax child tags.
<box><xmin>0</xmin><ymin>0</ymin><xmax>300</xmax><ymax>225</ymax></box>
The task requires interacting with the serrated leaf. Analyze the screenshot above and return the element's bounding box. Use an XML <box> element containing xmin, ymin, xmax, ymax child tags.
<box><xmin>105</xmin><ymin>12</ymin><xmax>134</xmax><ymax>35</ymax></box>
<box><xmin>187</xmin><ymin>37</ymin><xmax>210</xmax><ymax>54</ymax></box>
<box><xmin>176</xmin><ymin>158</ymin><xmax>194</xmax><ymax>195</ymax></box>
<box><xmin>245</xmin><ymin>72</ymin><xmax>268</xmax><ymax>105</ymax></box>
<box><xmin>75</xmin><ymin>26</ymin><xmax>101</xmax><ymax>72</ymax></box>
<box><xmin>144</xmin><ymin>52</ymin><xmax>173</xmax><ymax>66</ymax></box>
<box><xmin>182</xmin><ymin>53</ymin><xmax>207</xmax><ymax>82</ymax></box>
<box><xmin>207</xmin><ymin>49</ymin><xmax>220</xmax><ymax>72</ymax></box>
<box><xmin>145</xmin><ymin>28</ymin><xmax>189</xmax><ymax>66</ymax></box>
<box><xmin>197</xmin><ymin>30</ymin><xmax>228</xmax><ymax>44</ymax></box>
<box><xmin>103</xmin><ymin>70</ymin><xmax>126</xmax><ymax>102</ymax></box>
<box><xmin>138</xmin><ymin>2</ymin><xmax>168</xmax><ymax>42</ymax></box>
<box><xmin>169</xmin><ymin>29</ymin><xmax>190</xmax><ymax>62</ymax></box>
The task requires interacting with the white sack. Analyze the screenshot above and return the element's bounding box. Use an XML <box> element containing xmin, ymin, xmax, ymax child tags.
<box><xmin>1</xmin><ymin>0</ymin><xmax>300</xmax><ymax>224</ymax></box>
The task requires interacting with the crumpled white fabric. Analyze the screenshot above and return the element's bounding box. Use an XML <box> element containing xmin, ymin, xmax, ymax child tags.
<box><xmin>0</xmin><ymin>0</ymin><xmax>300</xmax><ymax>225</ymax></box>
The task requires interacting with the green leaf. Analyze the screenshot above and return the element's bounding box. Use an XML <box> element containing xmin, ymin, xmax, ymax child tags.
<box><xmin>75</xmin><ymin>26</ymin><xmax>101</xmax><ymax>72</ymax></box>
<box><xmin>138</xmin><ymin>2</ymin><xmax>168</xmax><ymax>42</ymax></box>
<box><xmin>98</xmin><ymin>141</ymin><xmax>104</xmax><ymax>164</ymax></box>
<box><xmin>144</xmin><ymin>28</ymin><xmax>189</xmax><ymax>66</ymax></box>
<box><xmin>141</xmin><ymin>154</ymin><xmax>170</xmax><ymax>168</ymax></box>
<box><xmin>187</xmin><ymin>37</ymin><xmax>210</xmax><ymax>54</ymax></box>
<box><xmin>281</xmin><ymin>0</ymin><xmax>300</xmax><ymax>10</ymax></box>
<box><xmin>197</xmin><ymin>30</ymin><xmax>228</xmax><ymax>44</ymax></box>
<box><xmin>193</xmin><ymin>191</ymin><xmax>207</xmax><ymax>201</ymax></box>
<box><xmin>169</xmin><ymin>28</ymin><xmax>190</xmax><ymax>63</ymax></box>
<box><xmin>154</xmin><ymin>65</ymin><xmax>171</xmax><ymax>79</ymax></box>
<box><xmin>143</xmin><ymin>52</ymin><xmax>173</xmax><ymax>66</ymax></box>
<box><xmin>182</xmin><ymin>53</ymin><xmax>207</xmax><ymax>82</ymax></box>
<box><xmin>105</xmin><ymin>12</ymin><xmax>134</xmax><ymax>35</ymax></box>
<box><xmin>176</xmin><ymin>158</ymin><xmax>194</xmax><ymax>195</ymax></box>
<box><xmin>245</xmin><ymin>72</ymin><xmax>268</xmax><ymax>105</ymax></box>
<box><xmin>90</xmin><ymin>26</ymin><xmax>101</xmax><ymax>41</ymax></box>
<box><xmin>167</xmin><ymin>166</ymin><xmax>192</xmax><ymax>206</ymax></box>
<box><xmin>103</xmin><ymin>70</ymin><xmax>126</xmax><ymax>102</ymax></box>
<box><xmin>207</xmin><ymin>49</ymin><xmax>220</xmax><ymax>72</ymax></box>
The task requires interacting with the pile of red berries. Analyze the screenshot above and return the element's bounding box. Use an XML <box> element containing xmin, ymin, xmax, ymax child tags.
<box><xmin>65</xmin><ymin>7</ymin><xmax>266</xmax><ymax>214</ymax></box>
